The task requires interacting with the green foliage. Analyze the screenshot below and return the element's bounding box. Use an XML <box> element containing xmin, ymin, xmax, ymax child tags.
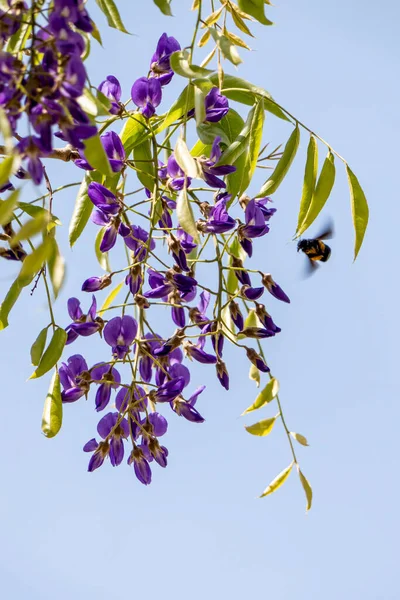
<box><xmin>257</xmin><ymin>126</ymin><xmax>300</xmax><ymax>197</ymax></box>
<box><xmin>83</xmin><ymin>134</ymin><xmax>113</xmax><ymax>176</ymax></box>
<box><xmin>95</xmin><ymin>0</ymin><xmax>129</xmax><ymax>33</ymax></box>
<box><xmin>0</xmin><ymin>189</ymin><xmax>20</xmax><ymax>226</ymax></box>
<box><xmin>347</xmin><ymin>165</ymin><xmax>369</xmax><ymax>260</ymax></box>
<box><xmin>241</xmin><ymin>377</ymin><xmax>279</xmax><ymax>414</ymax></box>
<box><xmin>30</xmin><ymin>327</ymin><xmax>49</xmax><ymax>367</ymax></box>
<box><xmin>259</xmin><ymin>463</ymin><xmax>294</xmax><ymax>498</ymax></box>
<box><xmin>69</xmin><ymin>174</ymin><xmax>95</xmax><ymax>247</ymax></box>
<box><xmin>41</xmin><ymin>370</ymin><xmax>63</xmax><ymax>438</ymax></box>
<box><xmin>297</xmin><ymin>151</ymin><xmax>335</xmax><ymax>237</ymax></box>
<box><xmin>133</xmin><ymin>140</ymin><xmax>156</xmax><ymax>189</ymax></box>
<box><xmin>238</xmin><ymin>0</ymin><xmax>273</xmax><ymax>26</ymax></box>
<box><xmin>298</xmin><ymin>467</ymin><xmax>313</xmax><ymax>511</ymax></box>
<box><xmin>176</xmin><ymin>188</ymin><xmax>200</xmax><ymax>243</ymax></box>
<box><xmin>30</xmin><ymin>327</ymin><xmax>68</xmax><ymax>380</ymax></box>
<box><xmin>153</xmin><ymin>0</ymin><xmax>172</xmax><ymax>16</ymax></box>
<box><xmin>245</xmin><ymin>416</ymin><xmax>277</xmax><ymax>437</ymax></box>
<box><xmin>296</xmin><ymin>135</ymin><xmax>318</xmax><ymax>233</ymax></box>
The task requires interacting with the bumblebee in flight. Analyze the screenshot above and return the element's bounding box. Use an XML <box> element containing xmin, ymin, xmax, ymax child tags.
<box><xmin>297</xmin><ymin>222</ymin><xmax>334</xmax><ymax>275</ymax></box>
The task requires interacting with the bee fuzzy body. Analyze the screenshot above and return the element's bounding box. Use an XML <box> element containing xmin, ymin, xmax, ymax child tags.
<box><xmin>297</xmin><ymin>239</ymin><xmax>331</xmax><ymax>262</ymax></box>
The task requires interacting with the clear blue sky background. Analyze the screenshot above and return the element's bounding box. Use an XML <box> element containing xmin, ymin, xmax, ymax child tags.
<box><xmin>1</xmin><ymin>1</ymin><xmax>399</xmax><ymax>598</ymax></box>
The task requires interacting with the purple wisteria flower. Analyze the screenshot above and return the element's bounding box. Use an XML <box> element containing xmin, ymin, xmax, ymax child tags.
<box><xmin>229</xmin><ymin>301</ymin><xmax>244</xmax><ymax>331</ymax></box>
<box><xmin>246</xmin><ymin>348</ymin><xmax>270</xmax><ymax>373</ymax></box>
<box><xmin>198</xmin><ymin>137</ymin><xmax>236</xmax><ymax>188</ymax></box>
<box><xmin>124</xmin><ymin>224</ymin><xmax>155</xmax><ymax>259</ymax></box>
<box><xmin>131</xmin><ymin>77</ymin><xmax>162</xmax><ymax>119</ymax></box>
<box><xmin>144</xmin><ymin>268</ymin><xmax>197</xmax><ymax>327</ymax></box>
<box><xmin>104</xmin><ymin>315</ymin><xmax>138</xmax><ymax>359</ymax></box>
<box><xmin>16</xmin><ymin>136</ymin><xmax>46</xmax><ymax>184</ymax></box>
<box><xmin>172</xmin><ymin>399</ymin><xmax>205</xmax><ymax>423</ymax></box>
<box><xmin>60</xmin><ymin>354</ymin><xmax>90</xmax><ymax>403</ymax></box>
<box><xmin>256</xmin><ymin>196</ymin><xmax>276</xmax><ymax>221</ymax></box>
<box><xmin>75</xmin><ymin>131</ymin><xmax>125</xmax><ymax>172</ymax></box>
<box><xmin>177</xmin><ymin>227</ymin><xmax>197</xmax><ymax>254</ymax></box>
<box><xmin>241</xmin><ymin>285</ymin><xmax>264</xmax><ymax>301</ymax></box>
<box><xmin>149</xmin><ymin>33</ymin><xmax>181</xmax><ymax>86</ymax></box>
<box><xmin>262</xmin><ymin>274</ymin><xmax>290</xmax><ymax>303</ymax></box>
<box><xmin>239</xmin><ymin>199</ymin><xmax>270</xmax><ymax>257</ymax></box>
<box><xmin>204</xmin><ymin>88</ymin><xmax>229</xmax><ymax>122</ymax></box>
<box><xmin>91</xmin><ymin>363</ymin><xmax>121</xmax><ymax>412</ymax></box>
<box><xmin>200</xmin><ymin>193</ymin><xmax>236</xmax><ymax>234</ymax></box>
<box><xmin>84</xmin><ymin>412</ymin><xmax>129</xmax><ymax>471</ymax></box>
<box><xmin>125</xmin><ymin>264</ymin><xmax>143</xmax><ymax>296</ymax></box>
<box><xmin>65</xmin><ymin>296</ymin><xmax>103</xmax><ymax>344</ymax></box>
<box><xmin>184</xmin><ymin>341</ymin><xmax>217</xmax><ymax>365</ymax></box>
<box><xmin>98</xmin><ymin>75</ymin><xmax>122</xmax><ymax>114</ymax></box>
<box><xmin>166</xmin><ymin>154</ymin><xmax>192</xmax><ymax>191</ymax></box>
<box><xmin>88</xmin><ymin>182</ymin><xmax>120</xmax><ymax>214</ymax></box>
<box><xmin>216</xmin><ymin>360</ymin><xmax>229</xmax><ymax>390</ymax></box>
<box><xmin>82</xmin><ymin>274</ymin><xmax>112</xmax><ymax>292</ymax></box>
<box><xmin>128</xmin><ymin>446</ymin><xmax>152</xmax><ymax>485</ymax></box>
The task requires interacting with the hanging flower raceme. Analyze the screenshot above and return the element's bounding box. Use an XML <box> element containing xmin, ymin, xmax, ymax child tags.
<box><xmin>103</xmin><ymin>315</ymin><xmax>138</xmax><ymax>359</ymax></box>
<box><xmin>84</xmin><ymin>412</ymin><xmax>129</xmax><ymax>471</ymax></box>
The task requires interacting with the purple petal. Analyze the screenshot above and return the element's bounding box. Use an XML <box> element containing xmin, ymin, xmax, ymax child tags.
<box><xmin>97</xmin><ymin>412</ymin><xmax>117</xmax><ymax>439</ymax></box>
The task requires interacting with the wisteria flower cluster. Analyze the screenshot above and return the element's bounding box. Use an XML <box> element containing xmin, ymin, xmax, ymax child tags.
<box><xmin>0</xmin><ymin>0</ymin><xmax>368</xmax><ymax>506</ymax></box>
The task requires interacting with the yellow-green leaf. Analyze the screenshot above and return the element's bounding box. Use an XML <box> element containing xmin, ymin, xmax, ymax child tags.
<box><xmin>174</xmin><ymin>137</ymin><xmax>201</xmax><ymax>178</ymax></box>
<box><xmin>297</xmin><ymin>151</ymin><xmax>335</xmax><ymax>237</ymax></box>
<box><xmin>249</xmin><ymin>363</ymin><xmax>260</xmax><ymax>387</ymax></box>
<box><xmin>290</xmin><ymin>432</ymin><xmax>309</xmax><ymax>446</ymax></box>
<box><xmin>154</xmin><ymin>86</ymin><xmax>195</xmax><ymax>135</ymax></box>
<box><xmin>120</xmin><ymin>113</ymin><xmax>150</xmax><ymax>155</ymax></box>
<box><xmin>83</xmin><ymin>134</ymin><xmax>112</xmax><ymax>176</ymax></box>
<box><xmin>30</xmin><ymin>327</ymin><xmax>67</xmax><ymax>379</ymax></box>
<box><xmin>298</xmin><ymin>467</ymin><xmax>313</xmax><ymax>511</ymax></box>
<box><xmin>176</xmin><ymin>188</ymin><xmax>199</xmax><ymax>243</ymax></box>
<box><xmin>209</xmin><ymin>29</ymin><xmax>242</xmax><ymax>66</ymax></box>
<box><xmin>257</xmin><ymin>126</ymin><xmax>300</xmax><ymax>197</ymax></box>
<box><xmin>241</xmin><ymin>377</ymin><xmax>279</xmax><ymax>415</ymax></box>
<box><xmin>0</xmin><ymin>155</ymin><xmax>15</xmax><ymax>188</ymax></box>
<box><xmin>194</xmin><ymin>86</ymin><xmax>207</xmax><ymax>127</ymax></box>
<box><xmin>41</xmin><ymin>370</ymin><xmax>63</xmax><ymax>438</ymax></box>
<box><xmin>296</xmin><ymin>135</ymin><xmax>318</xmax><ymax>234</ymax></box>
<box><xmin>238</xmin><ymin>0</ymin><xmax>273</xmax><ymax>25</ymax></box>
<box><xmin>0</xmin><ymin>188</ymin><xmax>20</xmax><ymax>226</ymax></box>
<box><xmin>10</xmin><ymin>213</ymin><xmax>49</xmax><ymax>246</ymax></box>
<box><xmin>153</xmin><ymin>0</ymin><xmax>172</xmax><ymax>15</ymax></box>
<box><xmin>31</xmin><ymin>327</ymin><xmax>48</xmax><ymax>366</ymax></box>
<box><xmin>259</xmin><ymin>462</ymin><xmax>294</xmax><ymax>498</ymax></box>
<box><xmin>18</xmin><ymin>238</ymin><xmax>53</xmax><ymax>287</ymax></box>
<box><xmin>95</xmin><ymin>0</ymin><xmax>129</xmax><ymax>33</ymax></box>
<box><xmin>202</xmin><ymin>6</ymin><xmax>224</xmax><ymax>26</ymax></box>
<box><xmin>245</xmin><ymin>416</ymin><xmax>277</xmax><ymax>436</ymax></box>
<box><xmin>95</xmin><ymin>227</ymin><xmax>111</xmax><ymax>272</ymax></box>
<box><xmin>69</xmin><ymin>174</ymin><xmax>94</xmax><ymax>247</ymax></box>
<box><xmin>244</xmin><ymin>309</ymin><xmax>259</xmax><ymax>329</ymax></box>
<box><xmin>170</xmin><ymin>50</ymin><xmax>214</xmax><ymax>79</ymax></box>
<box><xmin>47</xmin><ymin>237</ymin><xmax>66</xmax><ymax>299</ymax></box>
<box><xmin>198</xmin><ymin>29</ymin><xmax>211</xmax><ymax>47</ymax></box>
<box><xmin>133</xmin><ymin>139</ymin><xmax>156</xmax><ymax>190</ymax></box>
<box><xmin>226</xmin><ymin>266</ymin><xmax>238</xmax><ymax>295</ymax></box>
<box><xmin>99</xmin><ymin>281</ymin><xmax>124</xmax><ymax>316</ymax></box>
<box><xmin>346</xmin><ymin>165</ymin><xmax>369</xmax><ymax>260</ymax></box>
<box><xmin>0</xmin><ymin>278</ymin><xmax>21</xmax><ymax>330</ymax></box>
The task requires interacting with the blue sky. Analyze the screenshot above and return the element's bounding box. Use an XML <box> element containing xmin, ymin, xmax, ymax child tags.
<box><xmin>1</xmin><ymin>1</ymin><xmax>399</xmax><ymax>598</ymax></box>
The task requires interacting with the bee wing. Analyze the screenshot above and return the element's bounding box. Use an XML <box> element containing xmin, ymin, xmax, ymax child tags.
<box><xmin>316</xmin><ymin>219</ymin><xmax>334</xmax><ymax>241</ymax></box>
<box><xmin>303</xmin><ymin>256</ymin><xmax>320</xmax><ymax>278</ymax></box>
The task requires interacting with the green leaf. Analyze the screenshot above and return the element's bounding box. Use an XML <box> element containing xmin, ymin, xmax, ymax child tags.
<box><xmin>133</xmin><ymin>139</ymin><xmax>156</xmax><ymax>190</ymax></box>
<box><xmin>0</xmin><ymin>278</ymin><xmax>22</xmax><ymax>330</ymax></box>
<box><xmin>95</xmin><ymin>227</ymin><xmax>111</xmax><ymax>272</ymax></box>
<box><xmin>18</xmin><ymin>202</ymin><xmax>61</xmax><ymax>228</ymax></box>
<box><xmin>297</xmin><ymin>151</ymin><xmax>335</xmax><ymax>237</ymax></box>
<box><xmin>346</xmin><ymin>165</ymin><xmax>369</xmax><ymax>260</ymax></box>
<box><xmin>237</xmin><ymin>99</ymin><xmax>264</xmax><ymax>196</ymax></box>
<box><xmin>174</xmin><ymin>137</ymin><xmax>201</xmax><ymax>178</ymax></box>
<box><xmin>78</xmin><ymin>88</ymin><xmax>111</xmax><ymax>117</ymax></box>
<box><xmin>176</xmin><ymin>188</ymin><xmax>200</xmax><ymax>243</ymax></box>
<box><xmin>83</xmin><ymin>134</ymin><xmax>112</xmax><ymax>176</ymax></box>
<box><xmin>217</xmin><ymin>106</ymin><xmax>254</xmax><ymax>166</ymax></box>
<box><xmin>31</xmin><ymin>327</ymin><xmax>48</xmax><ymax>366</ymax></box>
<box><xmin>95</xmin><ymin>0</ymin><xmax>129</xmax><ymax>33</ymax></box>
<box><xmin>244</xmin><ymin>309</ymin><xmax>259</xmax><ymax>329</ymax></box>
<box><xmin>238</xmin><ymin>0</ymin><xmax>273</xmax><ymax>25</ymax></box>
<box><xmin>153</xmin><ymin>0</ymin><xmax>172</xmax><ymax>15</ymax></box>
<box><xmin>170</xmin><ymin>50</ymin><xmax>214</xmax><ymax>79</ymax></box>
<box><xmin>229</xmin><ymin>236</ymin><xmax>246</xmax><ymax>261</ymax></box>
<box><xmin>98</xmin><ymin>281</ymin><xmax>124</xmax><ymax>316</ymax></box>
<box><xmin>194</xmin><ymin>86</ymin><xmax>206</xmax><ymax>127</ymax></box>
<box><xmin>259</xmin><ymin>462</ymin><xmax>294</xmax><ymax>498</ymax></box>
<box><xmin>155</xmin><ymin>86</ymin><xmax>195</xmax><ymax>135</ymax></box>
<box><xmin>41</xmin><ymin>370</ymin><xmax>63</xmax><ymax>438</ymax></box>
<box><xmin>249</xmin><ymin>363</ymin><xmax>260</xmax><ymax>387</ymax></box>
<box><xmin>245</xmin><ymin>416</ymin><xmax>276</xmax><ymax>437</ymax></box>
<box><xmin>298</xmin><ymin>468</ymin><xmax>313</xmax><ymax>511</ymax></box>
<box><xmin>241</xmin><ymin>377</ymin><xmax>279</xmax><ymax>415</ymax></box>
<box><xmin>0</xmin><ymin>188</ymin><xmax>20</xmax><ymax>226</ymax></box>
<box><xmin>226</xmin><ymin>266</ymin><xmax>238</xmax><ymax>295</ymax></box>
<box><xmin>202</xmin><ymin>6</ymin><xmax>224</xmax><ymax>26</ymax></box>
<box><xmin>257</xmin><ymin>125</ymin><xmax>300</xmax><ymax>197</ymax></box>
<box><xmin>47</xmin><ymin>237</ymin><xmax>66</xmax><ymax>299</ymax></box>
<box><xmin>10</xmin><ymin>213</ymin><xmax>49</xmax><ymax>246</ymax></box>
<box><xmin>120</xmin><ymin>113</ymin><xmax>150</xmax><ymax>156</ymax></box>
<box><xmin>196</xmin><ymin>123</ymin><xmax>230</xmax><ymax>146</ymax></box>
<box><xmin>290</xmin><ymin>432</ymin><xmax>309</xmax><ymax>447</ymax></box>
<box><xmin>69</xmin><ymin>174</ymin><xmax>94</xmax><ymax>247</ymax></box>
<box><xmin>0</xmin><ymin>155</ymin><xmax>15</xmax><ymax>188</ymax></box>
<box><xmin>296</xmin><ymin>135</ymin><xmax>318</xmax><ymax>234</ymax></box>
<box><xmin>209</xmin><ymin>29</ymin><xmax>242</xmax><ymax>66</ymax></box>
<box><xmin>18</xmin><ymin>238</ymin><xmax>53</xmax><ymax>287</ymax></box>
<box><xmin>30</xmin><ymin>327</ymin><xmax>67</xmax><ymax>379</ymax></box>
<box><xmin>0</xmin><ymin>107</ymin><xmax>13</xmax><ymax>153</ymax></box>
<box><xmin>212</xmin><ymin>74</ymin><xmax>289</xmax><ymax>121</ymax></box>
<box><xmin>6</xmin><ymin>19</ymin><xmax>31</xmax><ymax>54</ymax></box>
